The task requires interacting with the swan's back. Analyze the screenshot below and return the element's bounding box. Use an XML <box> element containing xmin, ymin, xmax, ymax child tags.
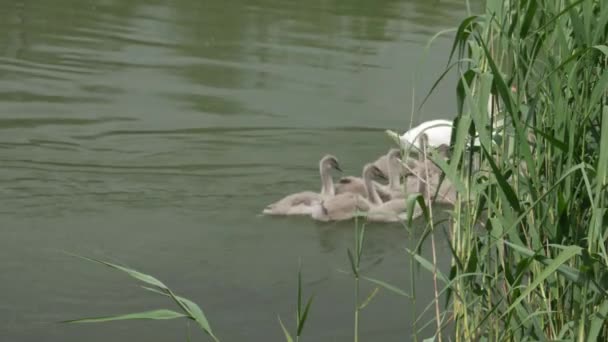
<box><xmin>366</xmin><ymin>198</ymin><xmax>423</xmax><ymax>222</ymax></box>
<box><xmin>384</xmin><ymin>175</ymin><xmax>420</xmax><ymax>199</ymax></box>
<box><xmin>410</xmin><ymin>159</ymin><xmax>456</xmax><ymax>205</ymax></box>
<box><xmin>263</xmin><ymin>191</ymin><xmax>322</xmax><ymax>215</ymax></box>
<box><xmin>312</xmin><ymin>193</ymin><xmax>372</xmax><ymax>222</ymax></box>
<box><xmin>428</xmin><ymin>174</ymin><xmax>457</xmax><ymax>204</ymax></box>
<box><xmin>335</xmin><ymin>177</ymin><xmax>391</xmax><ymax>201</ymax></box>
<box><xmin>401</xmin><ymin>120</ymin><xmax>453</xmax><ymax>149</ymax></box>
<box><xmin>335</xmin><ymin>177</ymin><xmax>367</xmax><ymax>198</ymax></box>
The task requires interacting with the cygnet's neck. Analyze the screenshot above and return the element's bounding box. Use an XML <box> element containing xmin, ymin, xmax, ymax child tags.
<box><xmin>319</xmin><ymin>163</ymin><xmax>335</xmax><ymax>196</ymax></box>
<box><xmin>387</xmin><ymin>157</ymin><xmax>401</xmax><ymax>190</ymax></box>
<box><xmin>363</xmin><ymin>168</ymin><xmax>382</xmax><ymax>205</ymax></box>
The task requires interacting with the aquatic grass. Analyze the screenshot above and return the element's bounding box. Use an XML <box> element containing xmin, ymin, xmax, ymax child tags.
<box><xmin>347</xmin><ymin>216</ymin><xmax>366</xmax><ymax>342</ymax></box>
<box><xmin>350</xmin><ymin>204</ymin><xmax>424</xmax><ymax>342</ymax></box>
<box><xmin>278</xmin><ymin>261</ymin><xmax>314</xmax><ymax>342</ymax></box>
<box><xmin>65</xmin><ymin>253</ymin><xmax>316</xmax><ymax>342</ymax></box>
<box><xmin>62</xmin><ymin>253</ymin><xmax>219</xmax><ymax>342</ymax></box>
<box><xmin>405</xmin><ymin>0</ymin><xmax>608</xmax><ymax>340</ymax></box>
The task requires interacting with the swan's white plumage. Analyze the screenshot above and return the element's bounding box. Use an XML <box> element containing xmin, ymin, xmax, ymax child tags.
<box><xmin>399</xmin><ymin>119</ymin><xmax>453</xmax><ymax>151</ymax></box>
<box><xmin>397</xmin><ymin>93</ymin><xmax>516</xmax><ymax>151</ymax></box>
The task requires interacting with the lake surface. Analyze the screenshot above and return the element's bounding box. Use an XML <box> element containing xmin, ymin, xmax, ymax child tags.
<box><xmin>0</xmin><ymin>0</ymin><xmax>474</xmax><ymax>341</ymax></box>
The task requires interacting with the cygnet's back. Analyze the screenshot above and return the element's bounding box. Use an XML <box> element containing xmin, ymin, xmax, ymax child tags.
<box><xmin>312</xmin><ymin>163</ymin><xmax>384</xmax><ymax>222</ymax></box>
<box><xmin>263</xmin><ymin>154</ymin><xmax>341</xmax><ymax>215</ymax></box>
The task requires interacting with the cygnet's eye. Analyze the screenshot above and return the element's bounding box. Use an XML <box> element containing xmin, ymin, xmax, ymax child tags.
<box><xmin>332</xmin><ymin>159</ymin><xmax>342</xmax><ymax>172</ymax></box>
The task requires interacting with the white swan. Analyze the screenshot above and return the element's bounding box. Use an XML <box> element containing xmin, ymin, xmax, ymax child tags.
<box><xmin>388</xmin><ymin>89</ymin><xmax>519</xmax><ymax>152</ymax></box>
<box><xmin>397</xmin><ymin>119</ymin><xmax>454</xmax><ymax>152</ymax></box>
<box><xmin>311</xmin><ymin>163</ymin><xmax>384</xmax><ymax>222</ymax></box>
<box><xmin>263</xmin><ymin>155</ymin><xmax>342</xmax><ymax>215</ymax></box>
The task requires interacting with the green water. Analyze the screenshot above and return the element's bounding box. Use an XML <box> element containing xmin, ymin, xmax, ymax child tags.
<box><xmin>1</xmin><ymin>0</ymin><xmax>472</xmax><ymax>340</ymax></box>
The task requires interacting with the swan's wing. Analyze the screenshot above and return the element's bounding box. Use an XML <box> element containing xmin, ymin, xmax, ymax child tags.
<box><xmin>366</xmin><ymin>200</ymin><xmax>403</xmax><ymax>222</ymax></box>
<box><xmin>324</xmin><ymin>193</ymin><xmax>371</xmax><ymax>214</ymax></box>
<box><xmin>353</xmin><ymin>196</ymin><xmax>373</xmax><ymax>212</ymax></box>
<box><xmin>285</xmin><ymin>191</ymin><xmax>321</xmax><ymax>206</ymax></box>
<box><xmin>263</xmin><ymin>191</ymin><xmax>320</xmax><ymax>214</ymax></box>
<box><xmin>378</xmin><ymin>199</ymin><xmax>407</xmax><ymax>213</ymax></box>
<box><xmin>335</xmin><ymin>177</ymin><xmax>368</xmax><ymax>197</ymax></box>
<box><xmin>436</xmin><ymin>179</ymin><xmax>457</xmax><ymax>204</ymax></box>
<box><xmin>397</xmin><ymin>205</ymin><xmax>423</xmax><ymax>221</ymax></box>
<box><xmin>405</xmin><ymin>176</ymin><xmax>420</xmax><ymax>194</ymax></box>
<box><xmin>374</xmin><ymin>183</ymin><xmax>392</xmax><ymax>201</ymax></box>
<box><xmin>322</xmin><ymin>193</ymin><xmax>356</xmax><ymax>212</ymax></box>
<box><xmin>366</xmin><ymin>198</ymin><xmax>423</xmax><ymax>222</ymax></box>
<box><xmin>412</xmin><ymin>164</ymin><xmax>457</xmax><ymax>204</ymax></box>
<box><xmin>337</xmin><ymin>176</ymin><xmax>356</xmax><ymax>184</ymax></box>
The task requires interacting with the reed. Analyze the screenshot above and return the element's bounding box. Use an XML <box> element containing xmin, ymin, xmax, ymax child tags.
<box><xmin>63</xmin><ymin>253</ymin><xmax>317</xmax><ymax>342</ymax></box>
<box><xmin>407</xmin><ymin>0</ymin><xmax>608</xmax><ymax>340</ymax></box>
<box><xmin>278</xmin><ymin>260</ymin><xmax>314</xmax><ymax>342</ymax></box>
<box><xmin>61</xmin><ymin>254</ymin><xmax>219</xmax><ymax>341</ymax></box>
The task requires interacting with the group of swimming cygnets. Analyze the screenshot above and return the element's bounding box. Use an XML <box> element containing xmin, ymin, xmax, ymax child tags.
<box><xmin>262</xmin><ymin>134</ymin><xmax>456</xmax><ymax>223</ymax></box>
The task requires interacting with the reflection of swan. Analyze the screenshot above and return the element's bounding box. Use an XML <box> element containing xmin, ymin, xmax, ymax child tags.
<box><xmin>263</xmin><ymin>155</ymin><xmax>342</xmax><ymax>215</ymax></box>
<box><xmin>311</xmin><ymin>164</ymin><xmax>384</xmax><ymax>222</ymax></box>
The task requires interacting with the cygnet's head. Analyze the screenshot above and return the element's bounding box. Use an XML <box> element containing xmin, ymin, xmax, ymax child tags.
<box><xmin>363</xmin><ymin>163</ymin><xmax>387</xmax><ymax>181</ymax></box>
<box><xmin>436</xmin><ymin>144</ymin><xmax>451</xmax><ymax>159</ymax></box>
<box><xmin>320</xmin><ymin>154</ymin><xmax>342</xmax><ymax>172</ymax></box>
<box><xmin>387</xmin><ymin>148</ymin><xmax>402</xmax><ymax>160</ymax></box>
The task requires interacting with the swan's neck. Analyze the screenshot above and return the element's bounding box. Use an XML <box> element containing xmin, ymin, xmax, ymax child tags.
<box><xmin>320</xmin><ymin>166</ymin><xmax>335</xmax><ymax>196</ymax></box>
<box><xmin>387</xmin><ymin>158</ymin><xmax>400</xmax><ymax>190</ymax></box>
<box><xmin>417</xmin><ymin>167</ymin><xmax>426</xmax><ymax>194</ymax></box>
<box><xmin>363</xmin><ymin>172</ymin><xmax>382</xmax><ymax>205</ymax></box>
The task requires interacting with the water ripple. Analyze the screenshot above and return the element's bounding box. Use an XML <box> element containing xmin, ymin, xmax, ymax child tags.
<box><xmin>0</xmin><ymin>117</ymin><xmax>136</xmax><ymax>129</ymax></box>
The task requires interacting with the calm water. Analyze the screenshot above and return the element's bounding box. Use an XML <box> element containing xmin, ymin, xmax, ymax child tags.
<box><xmin>1</xmin><ymin>1</ymin><xmax>473</xmax><ymax>340</ymax></box>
